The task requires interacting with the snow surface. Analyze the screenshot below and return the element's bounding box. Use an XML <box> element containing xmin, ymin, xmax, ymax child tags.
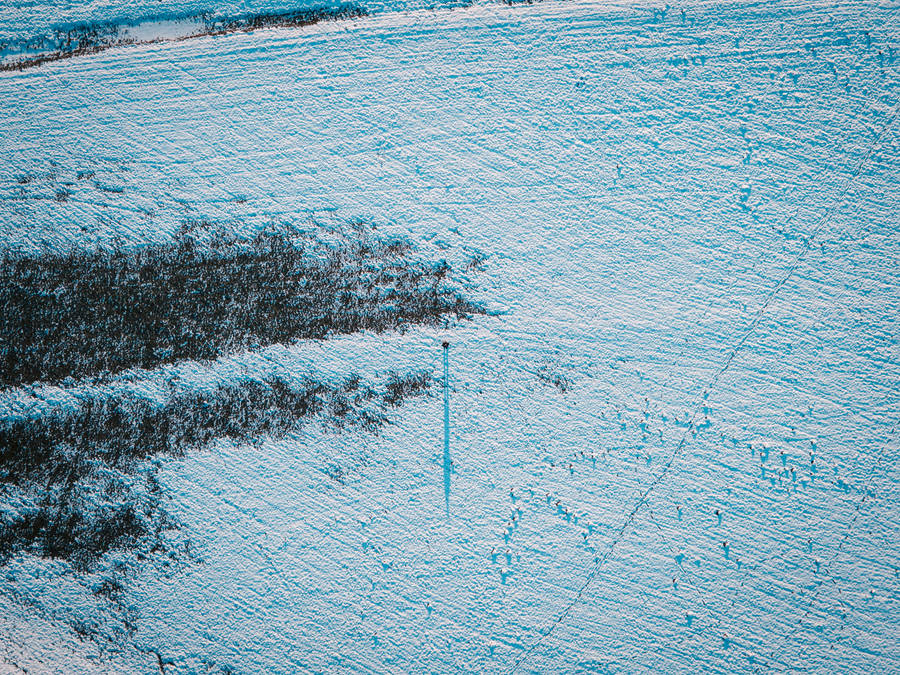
<box><xmin>2</xmin><ymin>0</ymin><xmax>900</xmax><ymax>672</ymax></box>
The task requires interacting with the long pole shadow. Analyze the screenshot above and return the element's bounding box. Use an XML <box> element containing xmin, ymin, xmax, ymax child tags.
<box><xmin>442</xmin><ymin>341</ymin><xmax>451</xmax><ymax>517</ymax></box>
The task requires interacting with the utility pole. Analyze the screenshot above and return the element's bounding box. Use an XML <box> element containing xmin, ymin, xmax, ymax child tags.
<box><xmin>442</xmin><ymin>341</ymin><xmax>450</xmax><ymax>516</ymax></box>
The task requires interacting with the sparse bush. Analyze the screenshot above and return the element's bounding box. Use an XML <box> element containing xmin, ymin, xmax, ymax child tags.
<box><xmin>383</xmin><ymin>370</ymin><xmax>433</xmax><ymax>407</ymax></box>
<box><xmin>536</xmin><ymin>362</ymin><xmax>573</xmax><ymax>393</ymax></box>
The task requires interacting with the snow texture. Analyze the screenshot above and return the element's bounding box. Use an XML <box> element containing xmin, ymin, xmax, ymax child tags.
<box><xmin>1</xmin><ymin>0</ymin><xmax>900</xmax><ymax>672</ymax></box>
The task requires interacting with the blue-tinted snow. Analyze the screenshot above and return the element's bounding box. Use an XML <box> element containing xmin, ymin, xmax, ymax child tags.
<box><xmin>1</xmin><ymin>0</ymin><xmax>899</xmax><ymax>672</ymax></box>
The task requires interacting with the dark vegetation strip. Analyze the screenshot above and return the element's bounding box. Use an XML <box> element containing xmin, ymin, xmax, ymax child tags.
<box><xmin>0</xmin><ymin>3</ymin><xmax>368</xmax><ymax>72</ymax></box>
<box><xmin>0</xmin><ymin>369</ymin><xmax>432</xmax><ymax>571</ymax></box>
<box><xmin>0</xmin><ymin>221</ymin><xmax>483</xmax><ymax>388</ymax></box>
<box><xmin>205</xmin><ymin>5</ymin><xmax>366</xmax><ymax>34</ymax></box>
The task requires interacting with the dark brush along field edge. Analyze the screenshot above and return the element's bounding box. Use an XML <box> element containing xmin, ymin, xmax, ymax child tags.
<box><xmin>0</xmin><ymin>221</ymin><xmax>484</xmax><ymax>388</ymax></box>
<box><xmin>0</xmin><ymin>220</ymin><xmax>481</xmax><ymax>639</ymax></box>
<box><xmin>0</xmin><ymin>369</ymin><xmax>432</xmax><ymax>571</ymax></box>
<box><xmin>0</xmin><ymin>3</ymin><xmax>368</xmax><ymax>71</ymax></box>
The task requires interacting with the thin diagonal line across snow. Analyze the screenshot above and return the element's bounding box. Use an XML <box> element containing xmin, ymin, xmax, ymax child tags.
<box><xmin>509</xmin><ymin>80</ymin><xmax>900</xmax><ymax>675</ymax></box>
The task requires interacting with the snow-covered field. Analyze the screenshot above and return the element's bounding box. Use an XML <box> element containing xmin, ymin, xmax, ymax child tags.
<box><xmin>2</xmin><ymin>0</ymin><xmax>899</xmax><ymax>672</ymax></box>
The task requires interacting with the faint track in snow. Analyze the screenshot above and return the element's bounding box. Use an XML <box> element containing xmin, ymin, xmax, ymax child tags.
<box><xmin>759</xmin><ymin>422</ymin><xmax>900</xmax><ymax>673</ymax></box>
<box><xmin>510</xmin><ymin>54</ymin><xmax>900</xmax><ymax>675</ymax></box>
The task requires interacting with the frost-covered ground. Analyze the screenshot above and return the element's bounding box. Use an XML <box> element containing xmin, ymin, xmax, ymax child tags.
<box><xmin>2</xmin><ymin>0</ymin><xmax>900</xmax><ymax>672</ymax></box>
